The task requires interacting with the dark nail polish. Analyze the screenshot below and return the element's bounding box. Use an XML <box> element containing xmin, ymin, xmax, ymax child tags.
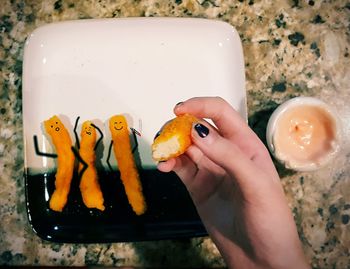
<box><xmin>194</xmin><ymin>123</ymin><xmax>209</xmax><ymax>138</ymax></box>
<box><xmin>154</xmin><ymin>130</ymin><xmax>161</xmax><ymax>140</ymax></box>
<box><xmin>175</xmin><ymin>101</ymin><xmax>183</xmax><ymax>106</ymax></box>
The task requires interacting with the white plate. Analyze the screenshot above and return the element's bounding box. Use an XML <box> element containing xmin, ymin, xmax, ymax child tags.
<box><xmin>23</xmin><ymin>18</ymin><xmax>246</xmax><ymax>172</ymax></box>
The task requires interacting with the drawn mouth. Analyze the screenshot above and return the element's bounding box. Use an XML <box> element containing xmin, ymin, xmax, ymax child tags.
<box><xmin>114</xmin><ymin>126</ymin><xmax>123</xmax><ymax>131</ymax></box>
<box><xmin>86</xmin><ymin>131</ymin><xmax>91</xmax><ymax>135</ymax></box>
<box><xmin>55</xmin><ymin>127</ymin><xmax>60</xmax><ymax>131</ymax></box>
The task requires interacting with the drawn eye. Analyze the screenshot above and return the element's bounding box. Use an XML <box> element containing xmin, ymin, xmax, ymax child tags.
<box><xmin>119</xmin><ymin>121</ymin><xmax>122</xmax><ymax>124</ymax></box>
<box><xmin>56</xmin><ymin>122</ymin><xmax>58</xmax><ymax>124</ymax></box>
<box><xmin>51</xmin><ymin>125</ymin><xmax>53</xmax><ymax>128</ymax></box>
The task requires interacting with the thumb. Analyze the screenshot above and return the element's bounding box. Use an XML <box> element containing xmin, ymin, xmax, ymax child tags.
<box><xmin>191</xmin><ymin>122</ymin><xmax>260</xmax><ymax>188</ymax></box>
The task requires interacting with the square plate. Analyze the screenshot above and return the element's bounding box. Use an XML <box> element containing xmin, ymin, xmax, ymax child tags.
<box><xmin>23</xmin><ymin>18</ymin><xmax>246</xmax><ymax>243</ymax></box>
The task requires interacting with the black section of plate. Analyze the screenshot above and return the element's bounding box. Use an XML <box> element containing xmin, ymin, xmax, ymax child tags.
<box><xmin>25</xmin><ymin>169</ymin><xmax>207</xmax><ymax>243</ymax></box>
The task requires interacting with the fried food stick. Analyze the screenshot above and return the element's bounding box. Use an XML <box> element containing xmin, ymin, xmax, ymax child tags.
<box><xmin>108</xmin><ymin>115</ymin><xmax>146</xmax><ymax>215</ymax></box>
<box><xmin>78</xmin><ymin>121</ymin><xmax>105</xmax><ymax>211</ymax></box>
<box><xmin>152</xmin><ymin>114</ymin><xmax>198</xmax><ymax>161</ymax></box>
<box><xmin>43</xmin><ymin>115</ymin><xmax>75</xmax><ymax>212</ymax></box>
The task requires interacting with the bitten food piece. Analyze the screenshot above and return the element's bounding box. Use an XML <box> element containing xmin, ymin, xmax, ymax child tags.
<box><xmin>152</xmin><ymin>114</ymin><xmax>198</xmax><ymax>161</ymax></box>
<box><xmin>109</xmin><ymin>115</ymin><xmax>146</xmax><ymax>215</ymax></box>
<box><xmin>44</xmin><ymin>115</ymin><xmax>75</xmax><ymax>212</ymax></box>
<box><xmin>79</xmin><ymin>121</ymin><xmax>105</xmax><ymax>211</ymax></box>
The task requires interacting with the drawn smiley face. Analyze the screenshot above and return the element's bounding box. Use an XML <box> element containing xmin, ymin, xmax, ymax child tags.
<box><xmin>114</xmin><ymin>121</ymin><xmax>124</xmax><ymax>131</ymax></box>
<box><xmin>51</xmin><ymin>122</ymin><xmax>60</xmax><ymax>132</ymax></box>
<box><xmin>81</xmin><ymin>121</ymin><xmax>96</xmax><ymax>139</ymax></box>
<box><xmin>84</xmin><ymin>124</ymin><xmax>93</xmax><ymax>135</ymax></box>
<box><xmin>112</xmin><ymin>116</ymin><xmax>127</xmax><ymax>132</ymax></box>
<box><xmin>109</xmin><ymin>115</ymin><xmax>128</xmax><ymax>135</ymax></box>
<box><xmin>44</xmin><ymin>115</ymin><xmax>64</xmax><ymax>135</ymax></box>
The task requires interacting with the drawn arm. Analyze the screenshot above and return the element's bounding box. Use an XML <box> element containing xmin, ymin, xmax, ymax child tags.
<box><xmin>73</xmin><ymin>116</ymin><xmax>80</xmax><ymax>149</ymax></box>
<box><xmin>130</xmin><ymin>127</ymin><xmax>141</xmax><ymax>154</ymax></box>
<box><xmin>91</xmin><ymin>123</ymin><xmax>104</xmax><ymax>151</ymax></box>
<box><xmin>33</xmin><ymin>135</ymin><xmax>58</xmax><ymax>158</ymax></box>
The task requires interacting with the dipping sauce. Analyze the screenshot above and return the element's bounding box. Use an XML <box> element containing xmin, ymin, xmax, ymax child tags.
<box><xmin>266</xmin><ymin>97</ymin><xmax>340</xmax><ymax>171</ymax></box>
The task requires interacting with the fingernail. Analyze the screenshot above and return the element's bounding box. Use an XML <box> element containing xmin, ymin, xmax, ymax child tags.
<box><xmin>175</xmin><ymin>102</ymin><xmax>183</xmax><ymax>107</ymax></box>
<box><xmin>154</xmin><ymin>130</ymin><xmax>161</xmax><ymax>140</ymax></box>
<box><xmin>194</xmin><ymin>123</ymin><xmax>209</xmax><ymax>138</ymax></box>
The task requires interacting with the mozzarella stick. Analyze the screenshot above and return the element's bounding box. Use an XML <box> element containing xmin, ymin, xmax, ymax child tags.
<box><xmin>109</xmin><ymin>115</ymin><xmax>146</xmax><ymax>215</ymax></box>
<box><xmin>44</xmin><ymin>115</ymin><xmax>75</xmax><ymax>212</ymax></box>
<box><xmin>79</xmin><ymin>121</ymin><xmax>105</xmax><ymax>211</ymax></box>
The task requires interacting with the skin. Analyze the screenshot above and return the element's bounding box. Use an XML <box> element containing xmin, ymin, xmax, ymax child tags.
<box><xmin>157</xmin><ymin>97</ymin><xmax>310</xmax><ymax>269</ymax></box>
<box><xmin>79</xmin><ymin>121</ymin><xmax>105</xmax><ymax>211</ymax></box>
<box><xmin>44</xmin><ymin>115</ymin><xmax>75</xmax><ymax>212</ymax></box>
<box><xmin>109</xmin><ymin>115</ymin><xmax>146</xmax><ymax>215</ymax></box>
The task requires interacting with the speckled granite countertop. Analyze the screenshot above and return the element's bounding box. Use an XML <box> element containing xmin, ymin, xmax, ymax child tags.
<box><xmin>0</xmin><ymin>0</ymin><xmax>349</xmax><ymax>268</ymax></box>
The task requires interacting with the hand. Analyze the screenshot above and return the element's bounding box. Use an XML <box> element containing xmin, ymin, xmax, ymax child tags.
<box><xmin>158</xmin><ymin>97</ymin><xmax>309</xmax><ymax>269</ymax></box>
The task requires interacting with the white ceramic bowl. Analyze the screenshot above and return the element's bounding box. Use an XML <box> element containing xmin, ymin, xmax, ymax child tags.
<box><xmin>266</xmin><ymin>97</ymin><xmax>341</xmax><ymax>171</ymax></box>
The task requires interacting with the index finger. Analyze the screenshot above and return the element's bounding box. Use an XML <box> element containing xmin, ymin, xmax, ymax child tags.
<box><xmin>174</xmin><ymin>97</ymin><xmax>268</xmax><ymax>159</ymax></box>
<box><xmin>174</xmin><ymin>97</ymin><xmax>248</xmax><ymax>138</ymax></box>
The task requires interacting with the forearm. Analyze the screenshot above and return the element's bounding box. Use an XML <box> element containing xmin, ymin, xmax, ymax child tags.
<box><xmin>209</xmin><ymin>231</ymin><xmax>260</xmax><ymax>269</ymax></box>
<box><xmin>205</xmin><ymin>224</ymin><xmax>310</xmax><ymax>269</ymax></box>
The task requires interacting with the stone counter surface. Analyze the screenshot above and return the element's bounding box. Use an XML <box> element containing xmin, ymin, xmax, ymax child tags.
<box><xmin>0</xmin><ymin>0</ymin><xmax>349</xmax><ymax>268</ymax></box>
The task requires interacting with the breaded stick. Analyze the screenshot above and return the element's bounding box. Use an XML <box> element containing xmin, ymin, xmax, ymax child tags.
<box><xmin>44</xmin><ymin>115</ymin><xmax>75</xmax><ymax>212</ymax></box>
<box><xmin>152</xmin><ymin>114</ymin><xmax>198</xmax><ymax>161</ymax></box>
<box><xmin>109</xmin><ymin>115</ymin><xmax>146</xmax><ymax>215</ymax></box>
<box><xmin>78</xmin><ymin>121</ymin><xmax>105</xmax><ymax>211</ymax></box>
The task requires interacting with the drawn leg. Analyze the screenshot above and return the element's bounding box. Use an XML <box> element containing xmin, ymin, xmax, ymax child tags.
<box><xmin>71</xmin><ymin>146</ymin><xmax>88</xmax><ymax>180</ymax></box>
<box><xmin>106</xmin><ymin>141</ymin><xmax>114</xmax><ymax>172</ymax></box>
